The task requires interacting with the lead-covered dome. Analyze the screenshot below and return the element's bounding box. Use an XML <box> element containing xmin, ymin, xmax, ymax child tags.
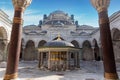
<box><xmin>43</xmin><ymin>10</ymin><xmax>74</xmax><ymax>25</ymax></box>
<box><xmin>52</xmin><ymin>10</ymin><xmax>66</xmax><ymax>14</ymax></box>
<box><xmin>44</xmin><ymin>37</ymin><xmax>74</xmax><ymax>47</ymax></box>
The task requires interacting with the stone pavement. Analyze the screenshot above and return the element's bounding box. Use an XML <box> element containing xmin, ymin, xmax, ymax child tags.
<box><xmin>0</xmin><ymin>61</ymin><xmax>120</xmax><ymax>80</ymax></box>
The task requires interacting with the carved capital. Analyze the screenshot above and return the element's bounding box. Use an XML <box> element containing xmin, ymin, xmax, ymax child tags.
<box><xmin>12</xmin><ymin>0</ymin><xmax>32</xmax><ymax>10</ymax></box>
<box><xmin>91</xmin><ymin>0</ymin><xmax>110</xmax><ymax>12</ymax></box>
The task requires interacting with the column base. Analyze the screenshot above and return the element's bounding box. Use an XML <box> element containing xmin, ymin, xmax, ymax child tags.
<box><xmin>3</xmin><ymin>73</ymin><xmax>18</xmax><ymax>80</ymax></box>
<box><xmin>4</xmin><ymin>78</ymin><xmax>20</xmax><ymax>80</ymax></box>
<box><xmin>104</xmin><ymin>72</ymin><xmax>119</xmax><ymax>80</ymax></box>
<box><xmin>105</xmin><ymin>78</ymin><xmax>119</xmax><ymax>80</ymax></box>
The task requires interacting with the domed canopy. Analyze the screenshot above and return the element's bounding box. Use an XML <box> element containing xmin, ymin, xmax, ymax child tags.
<box><xmin>44</xmin><ymin>36</ymin><xmax>74</xmax><ymax>47</ymax></box>
<box><xmin>44</xmin><ymin>40</ymin><xmax>74</xmax><ymax>47</ymax></box>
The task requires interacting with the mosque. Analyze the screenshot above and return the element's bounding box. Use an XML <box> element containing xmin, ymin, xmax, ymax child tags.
<box><xmin>0</xmin><ymin>9</ymin><xmax>120</xmax><ymax>69</ymax></box>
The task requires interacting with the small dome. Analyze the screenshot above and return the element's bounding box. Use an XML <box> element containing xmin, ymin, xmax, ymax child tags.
<box><xmin>44</xmin><ymin>34</ymin><xmax>74</xmax><ymax>47</ymax></box>
<box><xmin>44</xmin><ymin>40</ymin><xmax>74</xmax><ymax>47</ymax></box>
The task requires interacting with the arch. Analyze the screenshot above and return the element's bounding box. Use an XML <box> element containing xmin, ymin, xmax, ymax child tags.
<box><xmin>24</xmin><ymin>40</ymin><xmax>37</xmax><ymax>61</ymax></box>
<box><xmin>92</xmin><ymin>39</ymin><xmax>98</xmax><ymax>47</ymax></box>
<box><xmin>0</xmin><ymin>41</ymin><xmax>6</xmax><ymax>61</ymax></box>
<box><xmin>38</xmin><ymin>40</ymin><xmax>47</xmax><ymax>47</ymax></box>
<box><xmin>21</xmin><ymin>38</ymin><xmax>25</xmax><ymax>45</ymax></box>
<box><xmin>20</xmin><ymin>39</ymin><xmax>25</xmax><ymax>60</ymax></box>
<box><xmin>71</xmin><ymin>40</ymin><xmax>80</xmax><ymax>48</ymax></box>
<box><xmin>111</xmin><ymin>28</ymin><xmax>120</xmax><ymax>61</ymax></box>
<box><xmin>25</xmin><ymin>40</ymin><xmax>35</xmax><ymax>48</ymax></box>
<box><xmin>82</xmin><ymin>40</ymin><xmax>91</xmax><ymax>48</ymax></box>
<box><xmin>0</xmin><ymin>27</ymin><xmax>8</xmax><ymax>61</ymax></box>
<box><xmin>92</xmin><ymin>39</ymin><xmax>100</xmax><ymax>61</ymax></box>
<box><xmin>0</xmin><ymin>27</ymin><xmax>8</xmax><ymax>41</ymax></box>
<box><xmin>82</xmin><ymin>40</ymin><xmax>93</xmax><ymax>61</ymax></box>
<box><xmin>111</xmin><ymin>28</ymin><xmax>120</xmax><ymax>40</ymax></box>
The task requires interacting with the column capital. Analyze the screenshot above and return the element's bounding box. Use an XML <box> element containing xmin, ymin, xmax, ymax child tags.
<box><xmin>12</xmin><ymin>0</ymin><xmax>32</xmax><ymax>10</ymax></box>
<box><xmin>91</xmin><ymin>0</ymin><xmax>110</xmax><ymax>13</ymax></box>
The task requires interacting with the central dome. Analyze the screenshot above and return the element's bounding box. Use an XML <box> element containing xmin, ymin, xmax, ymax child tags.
<box><xmin>52</xmin><ymin>10</ymin><xmax>65</xmax><ymax>14</ymax></box>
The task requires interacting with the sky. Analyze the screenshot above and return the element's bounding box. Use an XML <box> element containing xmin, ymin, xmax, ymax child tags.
<box><xmin>0</xmin><ymin>0</ymin><xmax>120</xmax><ymax>27</ymax></box>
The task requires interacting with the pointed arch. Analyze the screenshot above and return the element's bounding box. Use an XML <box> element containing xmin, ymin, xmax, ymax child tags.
<box><xmin>25</xmin><ymin>40</ymin><xmax>35</xmax><ymax>48</ymax></box>
<box><xmin>82</xmin><ymin>40</ymin><xmax>93</xmax><ymax>61</ymax></box>
<box><xmin>92</xmin><ymin>39</ymin><xmax>100</xmax><ymax>61</ymax></box>
<box><xmin>111</xmin><ymin>28</ymin><xmax>120</xmax><ymax>40</ymax></box>
<box><xmin>111</xmin><ymin>28</ymin><xmax>120</xmax><ymax>61</ymax></box>
<box><xmin>71</xmin><ymin>40</ymin><xmax>80</xmax><ymax>48</ymax></box>
<box><xmin>38</xmin><ymin>40</ymin><xmax>47</xmax><ymax>47</ymax></box>
<box><xmin>24</xmin><ymin>40</ymin><xmax>37</xmax><ymax>61</ymax></box>
<box><xmin>0</xmin><ymin>27</ymin><xmax>7</xmax><ymax>61</ymax></box>
<box><xmin>20</xmin><ymin>38</ymin><xmax>25</xmax><ymax>60</ymax></box>
<box><xmin>82</xmin><ymin>40</ymin><xmax>91</xmax><ymax>48</ymax></box>
<box><xmin>0</xmin><ymin>27</ymin><xmax>8</xmax><ymax>40</ymax></box>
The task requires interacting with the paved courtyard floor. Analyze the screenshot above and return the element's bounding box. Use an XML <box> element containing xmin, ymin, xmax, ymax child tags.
<box><xmin>0</xmin><ymin>61</ymin><xmax>120</xmax><ymax>80</ymax></box>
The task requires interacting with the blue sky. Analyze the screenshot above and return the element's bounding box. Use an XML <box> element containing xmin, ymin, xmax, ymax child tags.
<box><xmin>0</xmin><ymin>0</ymin><xmax>120</xmax><ymax>27</ymax></box>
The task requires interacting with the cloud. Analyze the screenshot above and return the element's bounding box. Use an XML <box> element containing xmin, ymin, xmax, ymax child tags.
<box><xmin>74</xmin><ymin>14</ymin><xmax>98</xmax><ymax>27</ymax></box>
<box><xmin>24</xmin><ymin>14</ymin><xmax>43</xmax><ymax>26</ymax></box>
<box><xmin>1</xmin><ymin>7</ymin><xmax>43</xmax><ymax>26</ymax></box>
<box><xmin>1</xmin><ymin>7</ymin><xmax>98</xmax><ymax>27</ymax></box>
<box><xmin>23</xmin><ymin>9</ymin><xmax>43</xmax><ymax>26</ymax></box>
<box><xmin>25</xmin><ymin>9</ymin><xmax>42</xmax><ymax>15</ymax></box>
<box><xmin>0</xmin><ymin>1</ymin><xmax>11</xmax><ymax>5</ymax></box>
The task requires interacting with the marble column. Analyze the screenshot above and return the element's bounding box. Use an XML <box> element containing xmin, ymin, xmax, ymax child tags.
<box><xmin>38</xmin><ymin>52</ymin><xmax>41</xmax><ymax>68</ymax></box>
<box><xmin>48</xmin><ymin>51</ymin><xmax>51</xmax><ymax>69</ymax></box>
<box><xmin>91</xmin><ymin>0</ymin><xmax>119</xmax><ymax>80</ymax></box>
<box><xmin>22</xmin><ymin>45</ymin><xmax>25</xmax><ymax>60</ymax></box>
<box><xmin>77</xmin><ymin>52</ymin><xmax>80</xmax><ymax>68</ymax></box>
<box><xmin>75</xmin><ymin>52</ymin><xmax>77</xmax><ymax>67</ymax></box>
<box><xmin>4</xmin><ymin>0</ymin><xmax>32</xmax><ymax>80</ymax></box>
<box><xmin>92</xmin><ymin>47</ymin><xmax>95</xmax><ymax>60</ymax></box>
<box><xmin>41</xmin><ymin>52</ymin><xmax>43</xmax><ymax>67</ymax></box>
<box><xmin>66</xmin><ymin>51</ymin><xmax>69</xmax><ymax>70</ymax></box>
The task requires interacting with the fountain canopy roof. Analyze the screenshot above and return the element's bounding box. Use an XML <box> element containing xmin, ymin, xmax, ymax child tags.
<box><xmin>44</xmin><ymin>35</ymin><xmax>74</xmax><ymax>47</ymax></box>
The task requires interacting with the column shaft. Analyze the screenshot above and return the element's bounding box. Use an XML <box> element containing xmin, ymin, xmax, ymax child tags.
<box><xmin>66</xmin><ymin>51</ymin><xmax>69</xmax><ymax>70</ymax></box>
<box><xmin>4</xmin><ymin>8</ymin><xmax>23</xmax><ymax>80</ymax></box>
<box><xmin>41</xmin><ymin>52</ymin><xmax>43</xmax><ymax>66</ymax></box>
<box><xmin>48</xmin><ymin>51</ymin><xmax>51</xmax><ymax>69</ymax></box>
<box><xmin>99</xmin><ymin>10</ymin><xmax>118</xmax><ymax>79</ymax></box>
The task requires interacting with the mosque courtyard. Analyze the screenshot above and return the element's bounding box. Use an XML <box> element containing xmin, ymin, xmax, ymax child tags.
<box><xmin>0</xmin><ymin>61</ymin><xmax>120</xmax><ymax>80</ymax></box>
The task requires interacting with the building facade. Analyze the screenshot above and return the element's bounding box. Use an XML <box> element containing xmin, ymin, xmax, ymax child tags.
<box><xmin>0</xmin><ymin>10</ymin><xmax>119</xmax><ymax>62</ymax></box>
<box><xmin>0</xmin><ymin>9</ymin><xmax>12</xmax><ymax>61</ymax></box>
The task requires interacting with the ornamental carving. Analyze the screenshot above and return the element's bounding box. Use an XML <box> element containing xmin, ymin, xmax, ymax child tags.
<box><xmin>91</xmin><ymin>0</ymin><xmax>110</xmax><ymax>12</ymax></box>
<box><xmin>12</xmin><ymin>0</ymin><xmax>32</xmax><ymax>9</ymax></box>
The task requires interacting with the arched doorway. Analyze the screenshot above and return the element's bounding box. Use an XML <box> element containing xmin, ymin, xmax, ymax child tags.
<box><xmin>112</xmin><ymin>28</ymin><xmax>120</xmax><ymax>61</ymax></box>
<box><xmin>24</xmin><ymin>40</ymin><xmax>37</xmax><ymax>61</ymax></box>
<box><xmin>93</xmin><ymin>39</ymin><xmax>100</xmax><ymax>61</ymax></box>
<box><xmin>0</xmin><ymin>27</ymin><xmax>7</xmax><ymax>61</ymax></box>
<box><xmin>82</xmin><ymin>40</ymin><xmax>93</xmax><ymax>60</ymax></box>
<box><xmin>71</xmin><ymin>40</ymin><xmax>80</xmax><ymax>48</ymax></box>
